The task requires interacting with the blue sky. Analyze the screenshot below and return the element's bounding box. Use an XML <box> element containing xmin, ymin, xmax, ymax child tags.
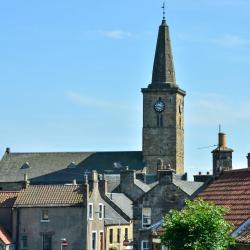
<box><xmin>0</xmin><ymin>0</ymin><xmax>250</xmax><ymax>178</ymax></box>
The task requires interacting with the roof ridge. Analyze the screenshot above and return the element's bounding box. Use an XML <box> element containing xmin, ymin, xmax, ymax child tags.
<box><xmin>8</xmin><ymin>150</ymin><xmax>142</xmax><ymax>155</ymax></box>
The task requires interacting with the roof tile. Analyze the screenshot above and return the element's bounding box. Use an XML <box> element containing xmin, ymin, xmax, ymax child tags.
<box><xmin>14</xmin><ymin>185</ymin><xmax>83</xmax><ymax>207</ymax></box>
<box><xmin>0</xmin><ymin>191</ymin><xmax>18</xmax><ymax>207</ymax></box>
<box><xmin>198</xmin><ymin>168</ymin><xmax>250</xmax><ymax>228</ymax></box>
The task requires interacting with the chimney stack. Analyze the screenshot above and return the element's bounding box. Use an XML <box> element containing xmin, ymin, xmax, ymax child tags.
<box><xmin>22</xmin><ymin>173</ymin><xmax>30</xmax><ymax>189</ymax></box>
<box><xmin>157</xmin><ymin>169</ymin><xmax>175</xmax><ymax>184</ymax></box>
<box><xmin>247</xmin><ymin>153</ymin><xmax>250</xmax><ymax>168</ymax></box>
<box><xmin>218</xmin><ymin>133</ymin><xmax>227</xmax><ymax>148</ymax></box>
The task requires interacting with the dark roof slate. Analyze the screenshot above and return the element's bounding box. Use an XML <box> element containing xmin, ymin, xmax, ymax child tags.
<box><xmin>0</xmin><ymin>151</ymin><xmax>143</xmax><ymax>184</ymax></box>
<box><xmin>14</xmin><ymin>185</ymin><xmax>83</xmax><ymax>207</ymax></box>
<box><xmin>106</xmin><ymin>193</ymin><xmax>133</xmax><ymax>219</ymax></box>
<box><xmin>198</xmin><ymin>168</ymin><xmax>250</xmax><ymax>228</ymax></box>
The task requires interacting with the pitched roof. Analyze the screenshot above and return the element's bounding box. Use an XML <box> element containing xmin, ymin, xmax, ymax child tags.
<box><xmin>14</xmin><ymin>185</ymin><xmax>83</xmax><ymax>207</ymax></box>
<box><xmin>0</xmin><ymin>191</ymin><xmax>19</xmax><ymax>208</ymax></box>
<box><xmin>134</xmin><ymin>179</ymin><xmax>151</xmax><ymax>193</ymax></box>
<box><xmin>106</xmin><ymin>193</ymin><xmax>133</xmax><ymax>219</ymax></box>
<box><xmin>235</xmin><ymin>225</ymin><xmax>250</xmax><ymax>245</ymax></box>
<box><xmin>173</xmin><ymin>179</ymin><xmax>204</xmax><ymax>196</ymax></box>
<box><xmin>0</xmin><ymin>151</ymin><xmax>143</xmax><ymax>184</ymax></box>
<box><xmin>198</xmin><ymin>168</ymin><xmax>250</xmax><ymax>228</ymax></box>
<box><xmin>0</xmin><ymin>226</ymin><xmax>13</xmax><ymax>245</ymax></box>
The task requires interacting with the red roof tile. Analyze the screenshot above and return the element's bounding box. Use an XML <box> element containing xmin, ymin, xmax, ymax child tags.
<box><xmin>198</xmin><ymin>168</ymin><xmax>250</xmax><ymax>228</ymax></box>
<box><xmin>0</xmin><ymin>226</ymin><xmax>13</xmax><ymax>245</ymax></box>
<box><xmin>0</xmin><ymin>191</ymin><xmax>19</xmax><ymax>208</ymax></box>
<box><xmin>14</xmin><ymin>185</ymin><xmax>83</xmax><ymax>207</ymax></box>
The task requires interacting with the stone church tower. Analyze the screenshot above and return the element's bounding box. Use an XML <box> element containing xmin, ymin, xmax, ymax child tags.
<box><xmin>142</xmin><ymin>18</ymin><xmax>186</xmax><ymax>174</ymax></box>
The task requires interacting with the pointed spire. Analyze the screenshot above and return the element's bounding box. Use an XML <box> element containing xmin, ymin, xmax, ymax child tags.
<box><xmin>151</xmin><ymin>18</ymin><xmax>176</xmax><ymax>85</ymax></box>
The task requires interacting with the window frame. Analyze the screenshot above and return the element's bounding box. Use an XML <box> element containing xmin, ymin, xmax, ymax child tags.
<box><xmin>92</xmin><ymin>231</ymin><xmax>97</xmax><ymax>250</ymax></box>
<box><xmin>89</xmin><ymin>203</ymin><xmax>94</xmax><ymax>220</ymax></box>
<box><xmin>109</xmin><ymin>228</ymin><xmax>113</xmax><ymax>244</ymax></box>
<box><xmin>42</xmin><ymin>233</ymin><xmax>52</xmax><ymax>250</ymax></box>
<box><xmin>98</xmin><ymin>203</ymin><xmax>104</xmax><ymax>220</ymax></box>
<box><xmin>142</xmin><ymin>207</ymin><xmax>152</xmax><ymax>228</ymax></box>
<box><xmin>20</xmin><ymin>235</ymin><xmax>28</xmax><ymax>250</ymax></box>
<box><xmin>124</xmin><ymin>227</ymin><xmax>128</xmax><ymax>240</ymax></box>
<box><xmin>141</xmin><ymin>240</ymin><xmax>149</xmax><ymax>250</ymax></box>
<box><xmin>117</xmin><ymin>228</ymin><xmax>121</xmax><ymax>243</ymax></box>
<box><xmin>41</xmin><ymin>209</ymin><xmax>50</xmax><ymax>222</ymax></box>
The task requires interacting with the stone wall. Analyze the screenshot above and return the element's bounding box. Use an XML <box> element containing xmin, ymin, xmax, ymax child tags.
<box><xmin>12</xmin><ymin>207</ymin><xmax>85</xmax><ymax>250</ymax></box>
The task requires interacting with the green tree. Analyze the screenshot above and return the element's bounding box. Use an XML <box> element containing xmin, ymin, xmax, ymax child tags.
<box><xmin>161</xmin><ymin>199</ymin><xmax>235</xmax><ymax>250</ymax></box>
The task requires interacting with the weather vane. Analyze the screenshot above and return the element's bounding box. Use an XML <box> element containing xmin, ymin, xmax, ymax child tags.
<box><xmin>162</xmin><ymin>2</ymin><xmax>166</xmax><ymax>20</ymax></box>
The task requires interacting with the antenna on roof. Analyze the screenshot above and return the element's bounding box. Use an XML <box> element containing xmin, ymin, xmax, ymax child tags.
<box><xmin>197</xmin><ymin>144</ymin><xmax>217</xmax><ymax>150</ymax></box>
<box><xmin>219</xmin><ymin>124</ymin><xmax>221</xmax><ymax>133</ymax></box>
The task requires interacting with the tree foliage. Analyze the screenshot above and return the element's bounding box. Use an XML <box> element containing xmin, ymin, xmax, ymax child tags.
<box><xmin>161</xmin><ymin>199</ymin><xmax>235</xmax><ymax>250</ymax></box>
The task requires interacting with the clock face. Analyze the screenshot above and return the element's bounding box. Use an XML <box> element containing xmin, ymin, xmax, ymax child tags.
<box><xmin>154</xmin><ymin>100</ymin><xmax>165</xmax><ymax>112</ymax></box>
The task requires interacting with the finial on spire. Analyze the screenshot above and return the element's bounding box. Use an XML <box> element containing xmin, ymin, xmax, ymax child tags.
<box><xmin>161</xmin><ymin>2</ymin><xmax>166</xmax><ymax>20</ymax></box>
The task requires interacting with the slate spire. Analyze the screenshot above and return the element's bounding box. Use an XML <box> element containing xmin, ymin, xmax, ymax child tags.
<box><xmin>151</xmin><ymin>19</ymin><xmax>176</xmax><ymax>85</ymax></box>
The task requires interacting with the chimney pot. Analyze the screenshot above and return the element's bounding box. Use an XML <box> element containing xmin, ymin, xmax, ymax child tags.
<box><xmin>84</xmin><ymin>174</ymin><xmax>88</xmax><ymax>184</ymax></box>
<box><xmin>91</xmin><ymin>170</ymin><xmax>98</xmax><ymax>182</ymax></box>
<box><xmin>247</xmin><ymin>153</ymin><xmax>250</xmax><ymax>168</ymax></box>
<box><xmin>5</xmin><ymin>147</ymin><xmax>10</xmax><ymax>154</ymax></box>
<box><xmin>219</xmin><ymin>133</ymin><xmax>227</xmax><ymax>148</ymax></box>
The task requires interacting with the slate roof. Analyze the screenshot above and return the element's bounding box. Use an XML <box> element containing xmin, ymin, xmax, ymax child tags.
<box><xmin>106</xmin><ymin>193</ymin><xmax>133</xmax><ymax>219</ymax></box>
<box><xmin>104</xmin><ymin>174</ymin><xmax>121</xmax><ymax>193</ymax></box>
<box><xmin>0</xmin><ymin>151</ymin><xmax>143</xmax><ymax>184</ymax></box>
<box><xmin>173</xmin><ymin>179</ymin><xmax>204</xmax><ymax>196</ymax></box>
<box><xmin>14</xmin><ymin>185</ymin><xmax>83</xmax><ymax>207</ymax></box>
<box><xmin>134</xmin><ymin>179</ymin><xmax>151</xmax><ymax>193</ymax></box>
<box><xmin>0</xmin><ymin>191</ymin><xmax>19</xmax><ymax>208</ymax></box>
<box><xmin>198</xmin><ymin>168</ymin><xmax>250</xmax><ymax>228</ymax></box>
<box><xmin>104</xmin><ymin>201</ymin><xmax>130</xmax><ymax>226</ymax></box>
<box><xmin>145</xmin><ymin>177</ymin><xmax>204</xmax><ymax>197</ymax></box>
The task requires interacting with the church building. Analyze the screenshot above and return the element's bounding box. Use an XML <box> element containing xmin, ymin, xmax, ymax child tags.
<box><xmin>0</xmin><ymin>15</ymin><xmax>186</xmax><ymax>188</ymax></box>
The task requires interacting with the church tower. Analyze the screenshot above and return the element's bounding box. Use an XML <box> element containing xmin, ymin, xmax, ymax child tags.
<box><xmin>142</xmin><ymin>17</ymin><xmax>186</xmax><ymax>174</ymax></box>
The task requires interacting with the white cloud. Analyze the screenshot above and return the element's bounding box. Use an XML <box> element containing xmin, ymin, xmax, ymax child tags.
<box><xmin>212</xmin><ymin>34</ymin><xmax>250</xmax><ymax>48</ymax></box>
<box><xmin>98</xmin><ymin>30</ymin><xmax>132</xmax><ymax>39</ymax></box>
<box><xmin>65</xmin><ymin>91</ymin><xmax>139</xmax><ymax>112</ymax></box>
<box><xmin>187</xmin><ymin>92</ymin><xmax>250</xmax><ymax>125</ymax></box>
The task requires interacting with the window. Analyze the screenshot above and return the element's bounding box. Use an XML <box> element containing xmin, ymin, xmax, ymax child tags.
<box><xmin>117</xmin><ymin>228</ymin><xmax>121</xmax><ymax>243</ymax></box>
<box><xmin>42</xmin><ymin>234</ymin><xmax>52</xmax><ymax>250</ymax></box>
<box><xmin>98</xmin><ymin>203</ymin><xmax>104</xmax><ymax>220</ymax></box>
<box><xmin>109</xmin><ymin>229</ymin><xmax>113</xmax><ymax>244</ymax></box>
<box><xmin>41</xmin><ymin>210</ymin><xmax>49</xmax><ymax>221</ymax></box>
<box><xmin>89</xmin><ymin>203</ymin><xmax>93</xmax><ymax>220</ymax></box>
<box><xmin>92</xmin><ymin>231</ymin><xmax>97</xmax><ymax>250</ymax></box>
<box><xmin>142</xmin><ymin>207</ymin><xmax>151</xmax><ymax>228</ymax></box>
<box><xmin>99</xmin><ymin>231</ymin><xmax>104</xmax><ymax>250</ymax></box>
<box><xmin>20</xmin><ymin>235</ymin><xmax>28</xmax><ymax>250</ymax></box>
<box><xmin>124</xmin><ymin>228</ymin><xmax>128</xmax><ymax>240</ymax></box>
<box><xmin>141</xmin><ymin>240</ymin><xmax>149</xmax><ymax>250</ymax></box>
